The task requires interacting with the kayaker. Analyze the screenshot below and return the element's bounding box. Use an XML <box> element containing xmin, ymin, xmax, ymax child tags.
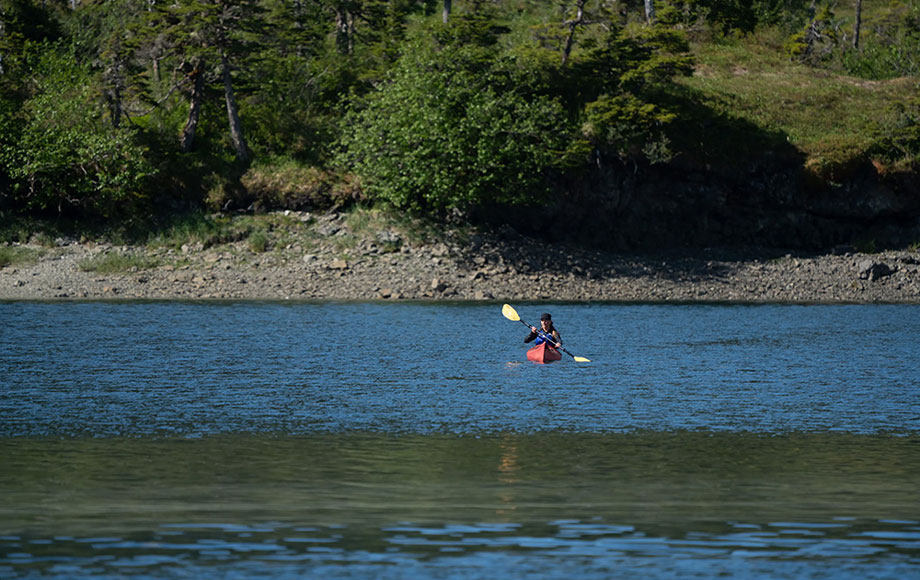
<box><xmin>525</xmin><ymin>313</ymin><xmax>561</xmax><ymax>348</ymax></box>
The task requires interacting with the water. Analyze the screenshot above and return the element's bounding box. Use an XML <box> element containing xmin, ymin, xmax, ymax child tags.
<box><xmin>1</xmin><ymin>301</ymin><xmax>919</xmax><ymax>578</ymax></box>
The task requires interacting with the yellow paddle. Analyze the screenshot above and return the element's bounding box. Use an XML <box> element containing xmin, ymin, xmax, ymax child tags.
<box><xmin>502</xmin><ymin>304</ymin><xmax>591</xmax><ymax>363</ymax></box>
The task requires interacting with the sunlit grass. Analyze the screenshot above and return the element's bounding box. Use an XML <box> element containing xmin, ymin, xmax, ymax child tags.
<box><xmin>0</xmin><ymin>246</ymin><xmax>45</xmax><ymax>269</ymax></box>
<box><xmin>681</xmin><ymin>31</ymin><xmax>919</xmax><ymax>166</ymax></box>
<box><xmin>78</xmin><ymin>253</ymin><xmax>161</xmax><ymax>273</ymax></box>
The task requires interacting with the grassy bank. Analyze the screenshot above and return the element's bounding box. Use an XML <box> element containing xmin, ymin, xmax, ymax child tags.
<box><xmin>681</xmin><ymin>34</ymin><xmax>916</xmax><ymax>175</ymax></box>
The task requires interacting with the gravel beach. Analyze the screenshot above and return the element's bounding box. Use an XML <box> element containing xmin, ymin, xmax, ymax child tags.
<box><xmin>2</xmin><ymin>212</ymin><xmax>919</xmax><ymax>303</ymax></box>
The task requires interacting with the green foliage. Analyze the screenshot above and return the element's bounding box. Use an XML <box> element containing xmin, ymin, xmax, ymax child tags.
<box><xmin>0</xmin><ymin>46</ymin><xmax>154</xmax><ymax>217</ymax></box>
<box><xmin>840</xmin><ymin>3</ymin><xmax>920</xmax><ymax>79</ymax></box>
<box><xmin>582</xmin><ymin>94</ymin><xmax>676</xmax><ymax>163</ymax></box>
<box><xmin>146</xmin><ymin>212</ymin><xmax>241</xmax><ymax>249</ymax></box>
<box><xmin>786</xmin><ymin>5</ymin><xmax>840</xmax><ymax>66</ymax></box>
<box><xmin>658</xmin><ymin>0</ymin><xmax>811</xmax><ymax>36</ymax></box>
<box><xmin>246</xmin><ymin>229</ymin><xmax>269</xmax><ymax>253</ymax></box>
<box><xmin>338</xmin><ymin>40</ymin><xmax>571</xmax><ymax>213</ymax></box>
<box><xmin>559</xmin><ymin>23</ymin><xmax>692</xmax><ymax>164</ymax></box>
<box><xmin>870</xmin><ymin>98</ymin><xmax>920</xmax><ymax>170</ymax></box>
<box><xmin>783</xmin><ymin>1</ymin><xmax>920</xmax><ymax>80</ymax></box>
<box><xmin>0</xmin><ymin>0</ymin><xmax>917</xmax><ymax>234</ymax></box>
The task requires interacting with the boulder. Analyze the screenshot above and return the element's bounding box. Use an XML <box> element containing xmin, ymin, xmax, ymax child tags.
<box><xmin>857</xmin><ymin>259</ymin><xmax>892</xmax><ymax>281</ymax></box>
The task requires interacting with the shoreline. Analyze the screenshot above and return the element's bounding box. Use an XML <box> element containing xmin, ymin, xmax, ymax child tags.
<box><xmin>2</xmin><ymin>215</ymin><xmax>919</xmax><ymax>303</ymax></box>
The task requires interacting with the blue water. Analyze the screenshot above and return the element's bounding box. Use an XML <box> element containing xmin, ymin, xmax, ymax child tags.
<box><xmin>1</xmin><ymin>301</ymin><xmax>919</xmax><ymax>579</ymax></box>
<box><xmin>2</xmin><ymin>302</ymin><xmax>919</xmax><ymax>436</ymax></box>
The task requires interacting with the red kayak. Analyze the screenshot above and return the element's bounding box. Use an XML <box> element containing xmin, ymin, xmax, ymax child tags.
<box><xmin>526</xmin><ymin>342</ymin><xmax>562</xmax><ymax>364</ymax></box>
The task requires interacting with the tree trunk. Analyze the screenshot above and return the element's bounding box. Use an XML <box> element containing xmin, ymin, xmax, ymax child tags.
<box><xmin>443</xmin><ymin>0</ymin><xmax>451</xmax><ymax>23</ymax></box>
<box><xmin>104</xmin><ymin>56</ymin><xmax>125</xmax><ymax>129</ymax></box>
<box><xmin>335</xmin><ymin>5</ymin><xmax>353</xmax><ymax>55</ymax></box>
<box><xmin>853</xmin><ymin>0</ymin><xmax>862</xmax><ymax>49</ymax></box>
<box><xmin>561</xmin><ymin>0</ymin><xmax>585</xmax><ymax>68</ymax></box>
<box><xmin>644</xmin><ymin>0</ymin><xmax>655</xmax><ymax>24</ymax></box>
<box><xmin>222</xmin><ymin>52</ymin><xmax>250</xmax><ymax>162</ymax></box>
<box><xmin>180</xmin><ymin>58</ymin><xmax>205</xmax><ymax>153</ymax></box>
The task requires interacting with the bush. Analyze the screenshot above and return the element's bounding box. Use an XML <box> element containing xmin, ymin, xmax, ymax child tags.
<box><xmin>870</xmin><ymin>98</ymin><xmax>920</xmax><ymax>170</ymax></box>
<box><xmin>338</xmin><ymin>43</ymin><xmax>572</xmax><ymax>214</ymax></box>
<box><xmin>0</xmin><ymin>46</ymin><xmax>154</xmax><ymax>217</ymax></box>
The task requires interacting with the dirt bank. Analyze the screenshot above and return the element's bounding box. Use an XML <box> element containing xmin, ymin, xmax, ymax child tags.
<box><xmin>1</xmin><ymin>212</ymin><xmax>919</xmax><ymax>302</ymax></box>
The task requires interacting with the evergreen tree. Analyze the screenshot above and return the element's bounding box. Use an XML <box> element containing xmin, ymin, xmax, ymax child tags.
<box><xmin>140</xmin><ymin>0</ymin><xmax>266</xmax><ymax>161</ymax></box>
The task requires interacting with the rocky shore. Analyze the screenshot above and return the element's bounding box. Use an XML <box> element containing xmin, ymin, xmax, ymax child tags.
<box><xmin>2</xmin><ymin>211</ymin><xmax>919</xmax><ymax>303</ymax></box>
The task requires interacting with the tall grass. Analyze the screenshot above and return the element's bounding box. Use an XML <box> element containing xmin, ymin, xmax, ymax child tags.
<box><xmin>0</xmin><ymin>246</ymin><xmax>45</xmax><ymax>269</ymax></box>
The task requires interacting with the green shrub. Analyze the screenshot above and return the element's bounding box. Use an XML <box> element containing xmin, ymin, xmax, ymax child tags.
<box><xmin>870</xmin><ymin>98</ymin><xmax>920</xmax><ymax>170</ymax></box>
<box><xmin>246</xmin><ymin>229</ymin><xmax>269</xmax><ymax>253</ymax></box>
<box><xmin>0</xmin><ymin>47</ymin><xmax>154</xmax><ymax>218</ymax></box>
<box><xmin>338</xmin><ymin>42</ymin><xmax>571</xmax><ymax>214</ymax></box>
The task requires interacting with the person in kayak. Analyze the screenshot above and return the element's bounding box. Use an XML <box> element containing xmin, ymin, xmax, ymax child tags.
<box><xmin>525</xmin><ymin>313</ymin><xmax>562</xmax><ymax>348</ymax></box>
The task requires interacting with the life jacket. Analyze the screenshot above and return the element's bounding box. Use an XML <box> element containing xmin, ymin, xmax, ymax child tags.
<box><xmin>534</xmin><ymin>329</ymin><xmax>559</xmax><ymax>346</ymax></box>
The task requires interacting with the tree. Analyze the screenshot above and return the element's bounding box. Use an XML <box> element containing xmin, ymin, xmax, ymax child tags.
<box><xmin>0</xmin><ymin>0</ymin><xmax>62</xmax><ymax>91</ymax></box>
<box><xmin>560</xmin><ymin>19</ymin><xmax>694</xmax><ymax>164</ymax></box>
<box><xmin>561</xmin><ymin>0</ymin><xmax>586</xmax><ymax>67</ymax></box>
<box><xmin>141</xmin><ymin>0</ymin><xmax>263</xmax><ymax>161</ymax></box>
<box><xmin>0</xmin><ymin>48</ymin><xmax>153</xmax><ymax>216</ymax></box>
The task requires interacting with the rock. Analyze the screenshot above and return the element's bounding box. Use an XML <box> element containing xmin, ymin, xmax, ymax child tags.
<box><xmin>376</xmin><ymin>230</ymin><xmax>402</xmax><ymax>246</ymax></box>
<box><xmin>857</xmin><ymin>259</ymin><xmax>892</xmax><ymax>281</ymax></box>
<box><xmin>431</xmin><ymin>278</ymin><xmax>448</xmax><ymax>293</ymax></box>
<box><xmin>328</xmin><ymin>259</ymin><xmax>349</xmax><ymax>270</ymax></box>
<box><xmin>316</xmin><ymin>223</ymin><xmax>339</xmax><ymax>237</ymax></box>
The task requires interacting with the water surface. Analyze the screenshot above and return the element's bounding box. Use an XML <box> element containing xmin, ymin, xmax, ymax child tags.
<box><xmin>2</xmin><ymin>302</ymin><xmax>918</xmax><ymax>436</ymax></box>
<box><xmin>1</xmin><ymin>301</ymin><xmax>918</xmax><ymax>579</ymax></box>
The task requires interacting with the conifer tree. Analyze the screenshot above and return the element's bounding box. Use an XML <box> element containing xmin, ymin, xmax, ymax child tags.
<box><xmin>141</xmin><ymin>0</ymin><xmax>265</xmax><ymax>161</ymax></box>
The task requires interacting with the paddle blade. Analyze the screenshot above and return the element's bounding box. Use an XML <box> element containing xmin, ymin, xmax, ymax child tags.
<box><xmin>573</xmin><ymin>356</ymin><xmax>591</xmax><ymax>363</ymax></box>
<box><xmin>501</xmin><ymin>304</ymin><xmax>520</xmax><ymax>322</ymax></box>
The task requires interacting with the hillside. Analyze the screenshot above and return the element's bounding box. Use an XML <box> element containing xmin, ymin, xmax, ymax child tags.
<box><xmin>1</xmin><ymin>0</ymin><xmax>918</xmax><ymax>251</ymax></box>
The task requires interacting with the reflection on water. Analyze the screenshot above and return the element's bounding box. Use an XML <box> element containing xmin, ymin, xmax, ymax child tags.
<box><xmin>1</xmin><ymin>433</ymin><xmax>918</xmax><ymax>579</ymax></box>
<box><xmin>3</xmin><ymin>518</ymin><xmax>919</xmax><ymax>580</ymax></box>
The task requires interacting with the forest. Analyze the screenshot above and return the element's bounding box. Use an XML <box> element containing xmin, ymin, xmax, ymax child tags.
<box><xmin>1</xmin><ymin>0</ymin><xmax>918</xmax><ymax>246</ymax></box>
